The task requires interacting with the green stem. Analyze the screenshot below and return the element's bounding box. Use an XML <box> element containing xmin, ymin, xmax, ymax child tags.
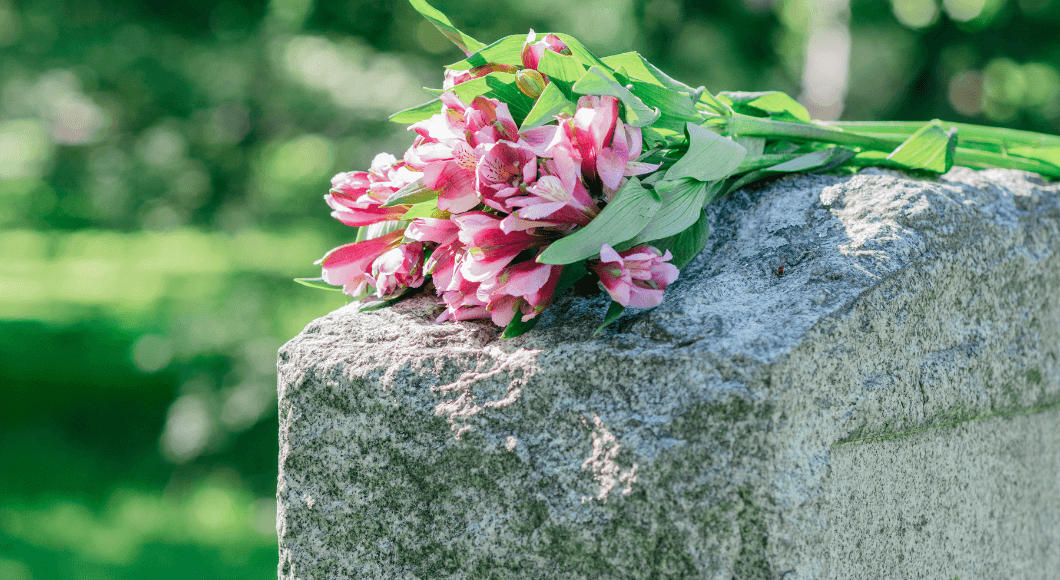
<box><xmin>821</xmin><ymin>120</ymin><xmax>1060</xmax><ymax>148</ymax></box>
<box><xmin>954</xmin><ymin>148</ymin><xmax>1060</xmax><ymax>177</ymax></box>
<box><xmin>722</xmin><ymin>114</ymin><xmax>906</xmax><ymax>153</ymax></box>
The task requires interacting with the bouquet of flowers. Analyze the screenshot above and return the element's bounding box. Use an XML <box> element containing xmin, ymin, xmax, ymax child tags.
<box><xmin>298</xmin><ymin>0</ymin><xmax>1060</xmax><ymax>338</ymax></box>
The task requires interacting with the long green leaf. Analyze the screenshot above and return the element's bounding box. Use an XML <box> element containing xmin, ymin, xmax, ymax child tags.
<box><xmin>446</xmin><ymin>35</ymin><xmax>524</xmax><ymax>70</ymax></box>
<box><xmin>719</xmin><ymin>91</ymin><xmax>810</xmax><ymax>123</ymax></box>
<box><xmin>294</xmin><ymin>277</ymin><xmax>343</xmax><ymax>292</ymax></box>
<box><xmin>520</xmin><ymin>82</ymin><xmax>574</xmax><ymax>131</ymax></box>
<box><xmin>665</xmin><ymin>123</ymin><xmax>747</xmax><ymax>181</ymax></box>
<box><xmin>725</xmin><ymin>147</ymin><xmax>856</xmax><ymax>194</ymax></box>
<box><xmin>571</xmin><ymin>66</ymin><xmax>659</xmax><ymax>127</ymax></box>
<box><xmin>390</xmin><ymin>98</ymin><xmax>443</xmax><ymax>124</ymax></box>
<box><xmin>652</xmin><ymin>209</ymin><xmax>710</xmax><ymax>269</ymax></box>
<box><xmin>594</xmin><ymin>301</ymin><xmax>626</xmax><ymax>336</ymax></box>
<box><xmin>408</xmin><ymin>0</ymin><xmax>486</xmax><ymax>55</ymax></box>
<box><xmin>633</xmin><ymin>179</ymin><xmax>717</xmax><ymax>244</ymax></box>
<box><xmin>1008</xmin><ymin>146</ymin><xmax>1060</xmax><ymax>167</ymax></box>
<box><xmin>886</xmin><ymin>120</ymin><xmax>956</xmax><ymax>173</ymax></box>
<box><xmin>537</xmin><ymin>177</ymin><xmax>662</xmax><ymax>265</ymax></box>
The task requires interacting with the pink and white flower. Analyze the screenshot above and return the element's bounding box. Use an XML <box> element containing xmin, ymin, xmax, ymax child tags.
<box><xmin>452</xmin><ymin>212</ymin><xmax>543</xmax><ymax>283</ymax></box>
<box><xmin>317</xmin><ymin>230</ymin><xmax>408</xmax><ymax>300</ymax></box>
<box><xmin>370</xmin><ymin>242</ymin><xmax>425</xmax><ymax>299</ymax></box>
<box><xmin>326</xmin><ymin>153</ymin><xmax>418</xmax><ymax>227</ymax></box>
<box><xmin>477</xmin><ymin>259</ymin><xmax>563</xmax><ymax>326</ymax></box>
<box><xmin>591</xmin><ymin>244</ymin><xmax>679</xmax><ymax>308</ymax></box>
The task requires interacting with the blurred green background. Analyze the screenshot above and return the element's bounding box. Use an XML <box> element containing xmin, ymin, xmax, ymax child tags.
<box><xmin>0</xmin><ymin>0</ymin><xmax>1057</xmax><ymax>577</ymax></box>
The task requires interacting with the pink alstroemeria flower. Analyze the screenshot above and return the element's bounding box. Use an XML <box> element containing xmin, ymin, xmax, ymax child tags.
<box><xmin>370</xmin><ymin>242</ymin><xmax>425</xmax><ymax>299</ymax></box>
<box><xmin>452</xmin><ymin>212</ymin><xmax>542</xmax><ymax>283</ymax></box>
<box><xmin>591</xmin><ymin>244</ymin><xmax>679</xmax><ymax>308</ymax></box>
<box><xmin>550</xmin><ymin>96</ymin><xmax>661</xmax><ymax>198</ymax></box>
<box><xmin>477</xmin><ymin>141</ymin><xmax>538</xmax><ymax>212</ymax></box>
<box><xmin>477</xmin><ymin>260</ymin><xmax>563</xmax><ymax>327</ymax></box>
<box><xmin>521</xmin><ymin>29</ymin><xmax>571</xmax><ymax>70</ymax></box>
<box><xmin>405</xmin><ymin>217</ymin><xmax>463</xmax><ymax>292</ymax></box>
<box><xmin>326</xmin><ymin>153</ymin><xmax>418</xmax><ymax>227</ymax></box>
<box><xmin>503</xmin><ymin>147</ymin><xmax>598</xmax><ymax>231</ymax></box>
<box><xmin>317</xmin><ymin>230</ymin><xmax>407</xmax><ymax>300</ymax></box>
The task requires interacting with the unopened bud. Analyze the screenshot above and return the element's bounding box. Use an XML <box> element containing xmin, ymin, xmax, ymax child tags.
<box><xmin>516</xmin><ymin>69</ymin><xmax>547</xmax><ymax>99</ymax></box>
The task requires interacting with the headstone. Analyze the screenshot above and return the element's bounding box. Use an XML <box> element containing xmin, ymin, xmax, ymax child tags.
<box><xmin>278</xmin><ymin>168</ymin><xmax>1060</xmax><ymax>579</ymax></box>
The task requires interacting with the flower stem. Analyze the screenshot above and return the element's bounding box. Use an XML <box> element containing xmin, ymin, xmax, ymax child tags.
<box><xmin>721</xmin><ymin>114</ymin><xmax>906</xmax><ymax>153</ymax></box>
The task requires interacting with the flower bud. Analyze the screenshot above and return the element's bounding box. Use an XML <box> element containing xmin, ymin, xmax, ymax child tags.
<box><xmin>516</xmin><ymin>69</ymin><xmax>547</xmax><ymax>99</ymax></box>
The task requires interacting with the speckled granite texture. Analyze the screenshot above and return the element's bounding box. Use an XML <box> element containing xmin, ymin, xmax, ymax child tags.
<box><xmin>277</xmin><ymin>168</ymin><xmax>1060</xmax><ymax>579</ymax></box>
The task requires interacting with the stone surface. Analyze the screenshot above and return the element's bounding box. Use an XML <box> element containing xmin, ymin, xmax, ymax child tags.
<box><xmin>277</xmin><ymin>168</ymin><xmax>1060</xmax><ymax>579</ymax></box>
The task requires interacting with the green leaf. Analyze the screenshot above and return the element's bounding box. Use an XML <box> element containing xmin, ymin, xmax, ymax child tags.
<box><xmin>537</xmin><ymin>177</ymin><xmax>662</xmax><ymax>265</ymax></box>
<box><xmin>520</xmin><ymin>82</ymin><xmax>575</xmax><ymax>131</ymax></box>
<box><xmin>382</xmin><ymin>179</ymin><xmax>437</xmax><ymax>207</ymax></box>
<box><xmin>652</xmin><ymin>209</ymin><xmax>710</xmax><ymax>269</ymax></box>
<box><xmin>294</xmin><ymin>277</ymin><xmax>343</xmax><ymax>292</ymax></box>
<box><xmin>554</xmin><ymin>261</ymin><xmax>589</xmax><ymax>294</ymax></box>
<box><xmin>537</xmin><ymin>50</ymin><xmax>587</xmax><ymax>83</ymax></box>
<box><xmin>1003</xmin><ymin>146</ymin><xmax>1060</xmax><ymax>168</ymax></box>
<box><xmin>401</xmin><ymin>199</ymin><xmax>439</xmax><ymax>219</ymax></box>
<box><xmin>886</xmin><ymin>120</ymin><xmax>956</xmax><ymax>173</ymax></box>
<box><xmin>601</xmin><ymin>52</ymin><xmax>664</xmax><ymax>86</ymax></box>
<box><xmin>390</xmin><ymin>98</ymin><xmax>442</xmax><ymax>124</ymax></box>
<box><xmin>551</xmin><ymin>34</ymin><xmax>610</xmax><ymax>70</ymax></box>
<box><xmin>746</xmin><ymin>92</ymin><xmax>811</xmax><ymax>123</ymax></box>
<box><xmin>594</xmin><ymin>301</ymin><xmax>626</xmax><ymax>336</ymax></box>
<box><xmin>725</xmin><ymin>147</ymin><xmax>856</xmax><ymax>194</ymax></box>
<box><xmin>408</xmin><ymin>0</ymin><xmax>486</xmax><ymax>55</ymax></box>
<box><xmin>571</xmin><ymin>66</ymin><xmax>659</xmax><ymax>127</ymax></box>
<box><xmin>423</xmin><ymin>87</ymin><xmax>444</xmax><ymax>96</ymax></box>
<box><xmin>718</xmin><ymin>91</ymin><xmax>809</xmax><ymax>123</ymax></box>
<box><xmin>633</xmin><ymin>179</ymin><xmax>718</xmax><ymax>244</ymax></box>
<box><xmin>501</xmin><ymin>308</ymin><xmax>541</xmax><ymax>338</ymax></box>
<box><xmin>450</xmin><ymin>72</ymin><xmax>535</xmax><ymax>123</ymax></box>
<box><xmin>446</xmin><ymin>35</ymin><xmax>524</xmax><ymax>70</ymax></box>
<box><xmin>629</xmin><ymin>80</ymin><xmax>700</xmax><ymax>121</ymax></box>
<box><xmin>665</xmin><ymin>123</ymin><xmax>747</xmax><ymax>181</ymax></box>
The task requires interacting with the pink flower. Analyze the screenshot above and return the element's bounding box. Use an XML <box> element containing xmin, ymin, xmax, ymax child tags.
<box><xmin>477</xmin><ymin>260</ymin><xmax>563</xmax><ymax>327</ymax></box>
<box><xmin>521</xmin><ymin>29</ymin><xmax>571</xmax><ymax>70</ymax></box>
<box><xmin>326</xmin><ymin>153</ymin><xmax>418</xmax><ymax>227</ymax></box>
<box><xmin>549</xmin><ymin>96</ymin><xmax>661</xmax><ymax>198</ymax></box>
<box><xmin>476</xmin><ymin>141</ymin><xmax>538</xmax><ymax>212</ymax></box>
<box><xmin>405</xmin><ymin>94</ymin><xmax>527</xmax><ymax>213</ymax></box>
<box><xmin>591</xmin><ymin>244</ymin><xmax>679</xmax><ymax>308</ymax></box>
<box><xmin>452</xmin><ymin>212</ymin><xmax>543</xmax><ymax>283</ymax></box>
<box><xmin>503</xmin><ymin>147</ymin><xmax>598</xmax><ymax>231</ymax></box>
<box><xmin>370</xmin><ymin>242</ymin><xmax>425</xmax><ymax>299</ymax></box>
<box><xmin>406</xmin><ymin>217</ymin><xmax>463</xmax><ymax>291</ymax></box>
<box><xmin>317</xmin><ymin>230</ymin><xmax>407</xmax><ymax>300</ymax></box>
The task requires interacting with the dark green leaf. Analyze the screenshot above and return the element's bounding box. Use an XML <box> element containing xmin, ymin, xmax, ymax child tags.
<box><xmin>633</xmin><ymin>179</ymin><xmax>718</xmax><ymax>244</ymax></box>
<box><xmin>601</xmin><ymin>52</ymin><xmax>664</xmax><ymax>86</ymax></box>
<box><xmin>537</xmin><ymin>177</ymin><xmax>662</xmax><ymax>265</ymax></box>
<box><xmin>294</xmin><ymin>277</ymin><xmax>343</xmax><ymax>292</ymax></box>
<box><xmin>652</xmin><ymin>210</ymin><xmax>710</xmax><ymax>269</ymax></box>
<box><xmin>665</xmin><ymin>123</ymin><xmax>747</xmax><ymax>181</ymax></box>
<box><xmin>408</xmin><ymin>0</ymin><xmax>486</xmax><ymax>55</ymax></box>
<box><xmin>382</xmin><ymin>179</ymin><xmax>437</xmax><ymax>207</ymax></box>
<box><xmin>520</xmin><ymin>82</ymin><xmax>575</xmax><ymax>131</ymax></box>
<box><xmin>554</xmin><ymin>261</ymin><xmax>589</xmax><ymax>294</ymax></box>
<box><xmin>501</xmin><ymin>308</ymin><xmax>541</xmax><ymax>338</ymax></box>
<box><xmin>446</xmin><ymin>35</ymin><xmax>524</xmax><ymax>70</ymax></box>
<box><xmin>537</xmin><ymin>50</ymin><xmax>587</xmax><ymax>83</ymax></box>
<box><xmin>886</xmin><ymin>120</ymin><xmax>956</xmax><ymax>173</ymax></box>
<box><xmin>594</xmin><ymin>301</ymin><xmax>625</xmax><ymax>336</ymax></box>
<box><xmin>571</xmin><ymin>66</ymin><xmax>659</xmax><ymax>127</ymax></box>
<box><xmin>390</xmin><ymin>98</ymin><xmax>442</xmax><ymax>124</ymax></box>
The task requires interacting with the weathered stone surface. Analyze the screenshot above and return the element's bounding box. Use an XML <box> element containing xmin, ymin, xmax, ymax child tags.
<box><xmin>277</xmin><ymin>168</ymin><xmax>1060</xmax><ymax>579</ymax></box>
